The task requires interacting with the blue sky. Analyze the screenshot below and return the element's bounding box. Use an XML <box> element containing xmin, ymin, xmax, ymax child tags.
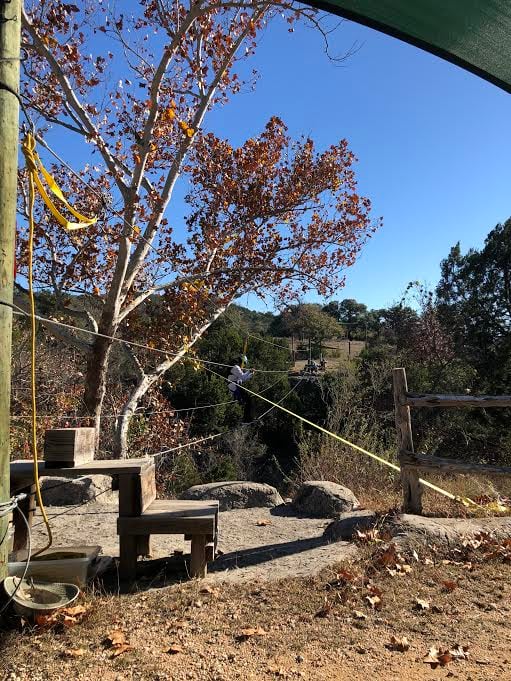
<box><xmin>42</xmin><ymin>9</ymin><xmax>511</xmax><ymax>314</ymax></box>
<box><xmin>204</xmin><ymin>15</ymin><xmax>511</xmax><ymax>312</ymax></box>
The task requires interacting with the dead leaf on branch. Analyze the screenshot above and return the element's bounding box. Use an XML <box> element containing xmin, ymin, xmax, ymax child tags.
<box><xmin>386</xmin><ymin>636</ymin><xmax>410</xmax><ymax>652</ymax></box>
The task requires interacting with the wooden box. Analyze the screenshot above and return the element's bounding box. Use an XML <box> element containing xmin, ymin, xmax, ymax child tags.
<box><xmin>44</xmin><ymin>428</ymin><xmax>95</xmax><ymax>468</ymax></box>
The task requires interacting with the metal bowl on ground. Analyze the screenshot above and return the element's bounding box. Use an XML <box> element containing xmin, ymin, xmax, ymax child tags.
<box><xmin>3</xmin><ymin>576</ymin><xmax>80</xmax><ymax>617</ymax></box>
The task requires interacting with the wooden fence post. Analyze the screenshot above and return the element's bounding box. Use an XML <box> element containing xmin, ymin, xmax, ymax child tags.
<box><xmin>393</xmin><ymin>368</ymin><xmax>422</xmax><ymax>514</ymax></box>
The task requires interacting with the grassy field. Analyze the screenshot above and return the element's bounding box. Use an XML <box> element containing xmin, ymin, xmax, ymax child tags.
<box><xmin>291</xmin><ymin>339</ymin><xmax>366</xmax><ymax>373</ymax></box>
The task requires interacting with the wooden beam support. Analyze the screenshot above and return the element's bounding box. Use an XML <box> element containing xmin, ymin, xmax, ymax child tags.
<box><xmin>12</xmin><ymin>484</ymin><xmax>36</xmax><ymax>552</ymax></box>
<box><xmin>393</xmin><ymin>368</ymin><xmax>422</xmax><ymax>514</ymax></box>
<box><xmin>190</xmin><ymin>535</ymin><xmax>207</xmax><ymax>578</ymax></box>
<box><xmin>405</xmin><ymin>393</ymin><xmax>511</xmax><ymax>408</ymax></box>
<box><xmin>119</xmin><ymin>535</ymin><xmax>138</xmax><ymax>581</ymax></box>
<box><xmin>401</xmin><ymin>451</ymin><xmax>511</xmax><ymax>476</ymax></box>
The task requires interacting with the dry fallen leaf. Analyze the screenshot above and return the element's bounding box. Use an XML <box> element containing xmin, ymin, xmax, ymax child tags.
<box><xmin>450</xmin><ymin>644</ymin><xmax>470</xmax><ymax>660</ymax></box>
<box><xmin>200</xmin><ymin>585</ymin><xmax>220</xmax><ymax>596</ymax></box>
<box><xmin>63</xmin><ymin>605</ymin><xmax>88</xmax><ymax>618</ymax></box>
<box><xmin>441</xmin><ymin>579</ymin><xmax>458</xmax><ymax>592</ymax></box>
<box><xmin>238</xmin><ymin>626</ymin><xmax>267</xmax><ymax>640</ymax></box>
<box><xmin>352</xmin><ymin>610</ymin><xmax>367</xmax><ymax>620</ymax></box>
<box><xmin>365</xmin><ymin>595</ymin><xmax>382</xmax><ymax>610</ymax></box>
<box><xmin>35</xmin><ymin>603</ymin><xmax>89</xmax><ymax>630</ymax></box>
<box><xmin>62</xmin><ymin>648</ymin><xmax>85</xmax><ymax>659</ymax></box>
<box><xmin>110</xmin><ymin>643</ymin><xmax>133</xmax><ymax>658</ymax></box>
<box><xmin>315</xmin><ymin>598</ymin><xmax>333</xmax><ymax>618</ymax></box>
<box><xmin>414</xmin><ymin>598</ymin><xmax>430</xmax><ymax>611</ymax></box>
<box><xmin>105</xmin><ymin>629</ymin><xmax>132</xmax><ymax>658</ymax></box>
<box><xmin>256</xmin><ymin>519</ymin><xmax>272</xmax><ymax>526</ymax></box>
<box><xmin>166</xmin><ymin>644</ymin><xmax>184</xmax><ymax>655</ymax></box>
<box><xmin>423</xmin><ymin>645</ymin><xmax>453</xmax><ymax>668</ymax></box>
<box><xmin>386</xmin><ymin>636</ymin><xmax>410</xmax><ymax>652</ymax></box>
<box><xmin>106</xmin><ymin>629</ymin><xmax>126</xmax><ymax>647</ymax></box>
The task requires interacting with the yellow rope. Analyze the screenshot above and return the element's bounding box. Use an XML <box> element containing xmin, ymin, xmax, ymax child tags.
<box><xmin>205</xmin><ymin>366</ymin><xmax>489</xmax><ymax>511</ymax></box>
<box><xmin>21</xmin><ymin>133</ymin><xmax>97</xmax><ymax>556</ymax></box>
<box><xmin>26</xmin><ymin>167</ymin><xmax>52</xmax><ymax>556</ymax></box>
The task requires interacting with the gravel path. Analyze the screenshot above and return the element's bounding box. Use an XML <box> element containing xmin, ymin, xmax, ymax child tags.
<box><xmin>28</xmin><ymin>501</ymin><xmax>357</xmax><ymax>583</ymax></box>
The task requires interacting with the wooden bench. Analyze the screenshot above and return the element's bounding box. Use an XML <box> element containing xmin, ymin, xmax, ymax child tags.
<box><xmin>117</xmin><ymin>500</ymin><xmax>219</xmax><ymax>580</ymax></box>
<box><xmin>11</xmin><ymin>452</ymin><xmax>219</xmax><ymax>581</ymax></box>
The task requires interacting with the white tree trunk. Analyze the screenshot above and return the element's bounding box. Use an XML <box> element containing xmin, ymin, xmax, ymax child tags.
<box><xmin>113</xmin><ymin>305</ymin><xmax>228</xmax><ymax>457</ymax></box>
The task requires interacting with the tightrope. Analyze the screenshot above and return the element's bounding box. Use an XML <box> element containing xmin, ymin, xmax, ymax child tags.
<box><xmin>202</xmin><ymin>365</ymin><xmax>482</xmax><ymax>509</ymax></box>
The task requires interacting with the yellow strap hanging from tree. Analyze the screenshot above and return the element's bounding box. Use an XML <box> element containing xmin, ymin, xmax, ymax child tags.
<box><xmin>21</xmin><ymin>133</ymin><xmax>97</xmax><ymax>231</ymax></box>
<box><xmin>21</xmin><ymin>133</ymin><xmax>97</xmax><ymax>557</ymax></box>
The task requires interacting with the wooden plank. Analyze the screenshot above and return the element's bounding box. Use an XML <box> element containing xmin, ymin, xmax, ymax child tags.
<box><xmin>44</xmin><ymin>428</ymin><xmax>95</xmax><ymax>467</ymax></box>
<box><xmin>190</xmin><ymin>535</ymin><xmax>207</xmax><ymax>578</ymax></box>
<box><xmin>118</xmin><ymin>465</ymin><xmax>156</xmax><ymax>517</ymax></box>
<box><xmin>145</xmin><ymin>499</ymin><xmax>219</xmax><ymax>514</ymax></box>
<box><xmin>117</xmin><ymin>513</ymin><xmax>215</xmax><ymax>536</ymax></box>
<box><xmin>12</xmin><ymin>483</ymin><xmax>36</xmax><ymax>552</ymax></box>
<box><xmin>393</xmin><ymin>368</ymin><xmax>422</xmax><ymax>514</ymax></box>
<box><xmin>10</xmin><ymin>458</ymin><xmax>154</xmax><ymax>485</ymax></box>
<box><xmin>140</xmin><ymin>466</ymin><xmax>156</xmax><ymax>513</ymax></box>
<box><xmin>405</xmin><ymin>393</ymin><xmax>511</xmax><ymax>408</ymax></box>
<box><xmin>119</xmin><ymin>535</ymin><xmax>137</xmax><ymax>581</ymax></box>
<box><xmin>401</xmin><ymin>451</ymin><xmax>511</xmax><ymax>475</ymax></box>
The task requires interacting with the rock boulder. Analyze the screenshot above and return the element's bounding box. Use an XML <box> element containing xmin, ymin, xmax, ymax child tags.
<box><xmin>323</xmin><ymin>510</ymin><xmax>377</xmax><ymax>542</ymax></box>
<box><xmin>180</xmin><ymin>481</ymin><xmax>283</xmax><ymax>511</ymax></box>
<box><xmin>41</xmin><ymin>474</ymin><xmax>114</xmax><ymax>506</ymax></box>
<box><xmin>293</xmin><ymin>481</ymin><xmax>359</xmax><ymax>518</ymax></box>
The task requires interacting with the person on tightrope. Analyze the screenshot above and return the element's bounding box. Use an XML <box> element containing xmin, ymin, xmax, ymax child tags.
<box><xmin>228</xmin><ymin>355</ymin><xmax>255</xmax><ymax>424</ymax></box>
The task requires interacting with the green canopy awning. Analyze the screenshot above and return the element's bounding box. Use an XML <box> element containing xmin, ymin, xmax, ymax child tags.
<box><xmin>307</xmin><ymin>1</ymin><xmax>511</xmax><ymax>93</ymax></box>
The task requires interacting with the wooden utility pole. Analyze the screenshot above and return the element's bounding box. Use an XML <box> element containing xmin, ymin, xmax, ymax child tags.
<box><xmin>0</xmin><ymin>0</ymin><xmax>22</xmax><ymax>581</ymax></box>
<box><xmin>392</xmin><ymin>367</ymin><xmax>422</xmax><ymax>514</ymax></box>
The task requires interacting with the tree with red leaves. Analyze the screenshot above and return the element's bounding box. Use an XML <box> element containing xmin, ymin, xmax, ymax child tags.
<box><xmin>17</xmin><ymin>1</ymin><xmax>379</xmax><ymax>456</ymax></box>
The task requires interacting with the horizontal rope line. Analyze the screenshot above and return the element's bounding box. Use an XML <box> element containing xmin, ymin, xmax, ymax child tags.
<box><xmin>11</xmin><ymin>305</ymin><xmax>290</xmax><ymax>374</ymax></box>
<box><xmin>10</xmin><ymin>400</ymin><xmax>235</xmax><ymax>421</ymax></box>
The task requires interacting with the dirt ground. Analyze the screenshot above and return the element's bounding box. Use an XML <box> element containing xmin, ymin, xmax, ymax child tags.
<box><xmin>1</xmin><ymin>535</ymin><xmax>510</xmax><ymax>681</ymax></box>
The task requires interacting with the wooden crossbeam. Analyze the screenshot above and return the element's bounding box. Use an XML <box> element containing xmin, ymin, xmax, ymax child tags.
<box><xmin>405</xmin><ymin>393</ymin><xmax>511</xmax><ymax>408</ymax></box>
<box><xmin>400</xmin><ymin>451</ymin><xmax>511</xmax><ymax>476</ymax></box>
